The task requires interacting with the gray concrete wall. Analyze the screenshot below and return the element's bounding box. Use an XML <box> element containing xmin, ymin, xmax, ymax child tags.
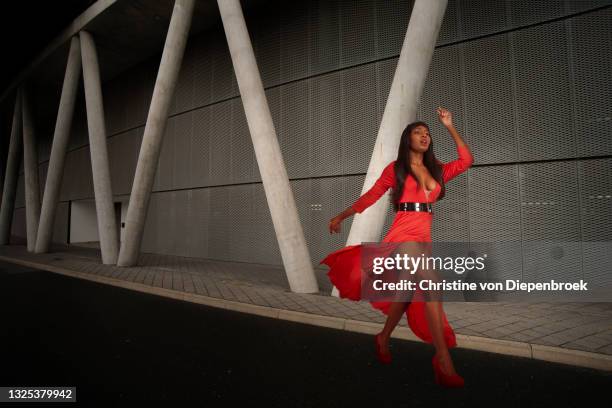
<box><xmin>9</xmin><ymin>1</ymin><xmax>612</xmax><ymax>276</ymax></box>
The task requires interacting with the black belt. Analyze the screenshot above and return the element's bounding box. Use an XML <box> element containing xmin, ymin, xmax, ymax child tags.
<box><xmin>398</xmin><ymin>202</ymin><xmax>433</xmax><ymax>213</ymax></box>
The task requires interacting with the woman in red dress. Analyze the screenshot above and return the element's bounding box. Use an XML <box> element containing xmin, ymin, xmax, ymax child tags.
<box><xmin>320</xmin><ymin>107</ymin><xmax>473</xmax><ymax>388</ymax></box>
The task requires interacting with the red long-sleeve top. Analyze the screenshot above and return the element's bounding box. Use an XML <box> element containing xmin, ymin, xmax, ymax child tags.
<box><xmin>351</xmin><ymin>144</ymin><xmax>474</xmax><ymax>214</ymax></box>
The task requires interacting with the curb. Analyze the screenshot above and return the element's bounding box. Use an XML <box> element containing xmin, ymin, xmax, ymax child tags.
<box><xmin>2</xmin><ymin>254</ymin><xmax>612</xmax><ymax>372</ymax></box>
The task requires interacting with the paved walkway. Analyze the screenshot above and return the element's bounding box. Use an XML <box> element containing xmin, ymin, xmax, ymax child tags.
<box><xmin>1</xmin><ymin>241</ymin><xmax>612</xmax><ymax>370</ymax></box>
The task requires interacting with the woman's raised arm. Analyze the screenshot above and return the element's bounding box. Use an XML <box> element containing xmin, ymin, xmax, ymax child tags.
<box><xmin>436</xmin><ymin>107</ymin><xmax>474</xmax><ymax>182</ymax></box>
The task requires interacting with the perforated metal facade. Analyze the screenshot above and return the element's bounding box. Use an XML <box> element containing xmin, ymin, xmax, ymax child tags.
<box><xmin>9</xmin><ymin>1</ymin><xmax>611</xmax><ymax>281</ymax></box>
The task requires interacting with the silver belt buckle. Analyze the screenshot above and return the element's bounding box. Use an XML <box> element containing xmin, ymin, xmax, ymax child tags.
<box><xmin>415</xmin><ymin>203</ymin><xmax>421</xmax><ymax>211</ymax></box>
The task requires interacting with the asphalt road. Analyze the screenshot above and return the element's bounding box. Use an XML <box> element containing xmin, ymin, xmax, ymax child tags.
<box><xmin>1</xmin><ymin>260</ymin><xmax>610</xmax><ymax>407</ymax></box>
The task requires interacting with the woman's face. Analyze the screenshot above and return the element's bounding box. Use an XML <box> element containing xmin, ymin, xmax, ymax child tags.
<box><xmin>409</xmin><ymin>125</ymin><xmax>431</xmax><ymax>153</ymax></box>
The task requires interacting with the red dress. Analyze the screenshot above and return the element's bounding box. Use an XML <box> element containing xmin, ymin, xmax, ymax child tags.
<box><xmin>319</xmin><ymin>144</ymin><xmax>474</xmax><ymax>348</ymax></box>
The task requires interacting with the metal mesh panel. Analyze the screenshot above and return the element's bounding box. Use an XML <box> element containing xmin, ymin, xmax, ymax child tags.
<box><xmin>191</xmin><ymin>106</ymin><xmax>211</xmax><ymax>187</ymax></box>
<box><xmin>519</xmin><ymin>161</ymin><xmax>581</xmax><ymax>240</ymax></box>
<box><xmin>211</xmin><ymin>30</ymin><xmax>238</xmax><ymax>102</ymax></box>
<box><xmin>291</xmin><ymin>178</ymin><xmax>313</xmax><ymax>261</ymax></box>
<box><xmin>59</xmin><ymin>151</ymin><xmax>72</xmax><ymax>202</ymax></box>
<box><xmin>463</xmin><ymin>36</ymin><xmax>517</xmax><ymax>164</ymax></box>
<box><xmin>253</xmin><ymin>88</ymin><xmax>282</xmax><ymax>182</ymax></box>
<box><xmin>418</xmin><ymin>46</ymin><xmax>465</xmax><ymax>163</ymax></box>
<box><xmin>134</xmin><ymin>126</ymin><xmax>144</xmax><ymax>192</ymax></box>
<box><xmin>508</xmin><ymin>0</ymin><xmax>566</xmax><ymax>27</ymax></box>
<box><xmin>568</xmin><ymin>0</ymin><xmax>612</xmax><ymax>13</ymax></box>
<box><xmin>173</xmin><ymin>111</ymin><xmax>193</xmax><ymax>189</ymax></box>
<box><xmin>305</xmin><ymin>179</ymin><xmax>326</xmax><ymax>266</ymax></box>
<box><xmin>70</xmin><ymin>96</ymin><xmax>89</xmax><ymax>150</ymax></box>
<box><xmin>189</xmin><ymin>188</ymin><xmax>210</xmax><ymax>258</ymax></box>
<box><xmin>192</xmin><ymin>34</ymin><xmax>213</xmax><ymax>108</ymax></box>
<box><xmin>308</xmin><ymin>72</ymin><xmax>342</xmax><ymax>177</ymax></box>
<box><xmin>156</xmin><ymin>116</ymin><xmax>176</xmax><ymax>190</ymax></box>
<box><xmin>231</xmin><ymin>99</ymin><xmax>255</xmax><ymax>183</ymax></box>
<box><xmin>375</xmin><ymin>58</ymin><xmax>396</xmax><ymax>126</ymax></box>
<box><xmin>458</xmin><ymin>0</ymin><xmax>509</xmax><ymax>39</ymax></box>
<box><xmin>228</xmin><ymin>184</ymin><xmax>254</xmax><ymax>262</ymax></box>
<box><xmin>280</xmin><ymin>80</ymin><xmax>310</xmax><ymax>179</ymax></box>
<box><xmin>309</xmin><ymin>176</ymin><xmax>348</xmax><ymax>265</ymax></box>
<box><xmin>570</xmin><ymin>8</ymin><xmax>612</xmax><ymax>157</ymax></box>
<box><xmin>123</xmin><ymin>68</ymin><xmax>143</xmax><ymax>130</ymax></box>
<box><xmin>173</xmin><ymin>189</ymin><xmax>190</xmax><ymax>257</ymax></box>
<box><xmin>577</xmin><ymin>161</ymin><xmax>611</xmax><ymax>288</ymax></box>
<box><xmin>209</xmin><ymin>100</ymin><xmax>232</xmax><ymax>186</ymax></box>
<box><xmin>208</xmin><ymin>186</ymin><xmax>230</xmax><ymax>260</ymax></box>
<box><xmin>439</xmin><ymin>0</ymin><xmax>459</xmax><ymax>45</ymax></box>
<box><xmin>583</xmin><ymin>242</ymin><xmax>612</xmax><ymax>287</ymax></box>
<box><xmin>375</xmin><ymin>0</ymin><xmax>411</xmax><ymax>58</ymax></box>
<box><xmin>141</xmin><ymin>191</ymin><xmax>158</xmax><ymax>253</ymax></box>
<box><xmin>251</xmin><ymin>183</ymin><xmax>282</xmax><ymax>264</ymax></box>
<box><xmin>156</xmin><ymin>190</ymin><xmax>176</xmax><ymax>256</ymax></box>
<box><xmin>579</xmin><ymin>157</ymin><xmax>612</xmax><ymax>285</ymax></box>
<box><xmin>107</xmin><ymin>135</ymin><xmax>120</xmax><ymax>194</ymax></box>
<box><xmin>73</xmin><ymin>147</ymin><xmax>93</xmax><ymax>200</ymax></box>
<box><xmin>139</xmin><ymin>60</ymin><xmax>156</xmax><ymax>127</ymax></box>
<box><xmin>172</xmin><ymin>42</ymin><xmax>196</xmax><ymax>115</ymax></box>
<box><xmin>308</xmin><ymin>0</ymin><xmax>340</xmax><ymax>75</ymax></box>
<box><xmin>431</xmin><ymin>171</ymin><xmax>470</xmax><ymax>241</ymax></box>
<box><xmin>253</xmin><ymin>10</ymin><xmax>281</xmax><ymax>88</ymax></box>
<box><xmin>469</xmin><ymin>165</ymin><xmax>521</xmax><ymax>240</ymax></box>
<box><xmin>341</xmin><ymin>63</ymin><xmax>378</xmax><ymax>175</ymax></box>
<box><xmin>522</xmin><ymin>240</ymin><xmax>582</xmax><ymax>282</ymax></box>
<box><xmin>578</xmin><ymin>158</ymin><xmax>612</xmax><ymax>241</ymax></box>
<box><xmin>340</xmin><ymin>0</ymin><xmax>376</xmax><ymax>67</ymax></box>
<box><xmin>129</xmin><ymin>128</ymin><xmax>144</xmax><ymax>194</ymax></box>
<box><xmin>513</xmin><ymin>21</ymin><xmax>574</xmax><ymax>160</ymax></box>
<box><xmin>104</xmin><ymin>76</ymin><xmax>127</xmax><ymax>136</ymax></box>
<box><xmin>108</xmin><ymin>129</ymin><xmax>140</xmax><ymax>196</ymax></box>
<box><xmin>468</xmin><ymin>165</ymin><xmax>522</xmax><ymax>280</ymax></box>
<box><xmin>106</xmin><ymin>135</ymin><xmax>119</xmax><ymax>194</ymax></box>
<box><xmin>468</xmin><ymin>165</ymin><xmax>523</xmax><ymax>279</ymax></box>
<box><xmin>280</xmin><ymin>1</ymin><xmax>310</xmax><ymax>82</ymax></box>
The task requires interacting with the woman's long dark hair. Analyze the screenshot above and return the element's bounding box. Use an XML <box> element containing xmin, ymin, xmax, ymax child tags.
<box><xmin>391</xmin><ymin>121</ymin><xmax>446</xmax><ymax>211</ymax></box>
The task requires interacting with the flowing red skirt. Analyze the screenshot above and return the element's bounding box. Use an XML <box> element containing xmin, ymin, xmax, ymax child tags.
<box><xmin>319</xmin><ymin>219</ymin><xmax>457</xmax><ymax>348</ymax></box>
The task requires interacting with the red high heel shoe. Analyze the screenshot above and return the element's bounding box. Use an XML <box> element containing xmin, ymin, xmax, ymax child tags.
<box><xmin>432</xmin><ymin>354</ymin><xmax>464</xmax><ymax>388</ymax></box>
<box><xmin>374</xmin><ymin>333</ymin><xmax>391</xmax><ymax>364</ymax></box>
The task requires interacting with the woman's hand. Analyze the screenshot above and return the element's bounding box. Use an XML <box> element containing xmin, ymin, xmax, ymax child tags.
<box><xmin>328</xmin><ymin>215</ymin><xmax>343</xmax><ymax>234</ymax></box>
<box><xmin>436</xmin><ymin>106</ymin><xmax>453</xmax><ymax>128</ymax></box>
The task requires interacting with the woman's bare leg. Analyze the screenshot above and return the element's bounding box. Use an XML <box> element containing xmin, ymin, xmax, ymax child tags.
<box><xmin>376</xmin><ymin>301</ymin><xmax>409</xmax><ymax>354</ymax></box>
<box><xmin>424</xmin><ymin>301</ymin><xmax>457</xmax><ymax>375</ymax></box>
<box><xmin>417</xmin><ymin>242</ymin><xmax>457</xmax><ymax>375</ymax></box>
<box><xmin>375</xmin><ymin>242</ymin><xmax>417</xmax><ymax>353</ymax></box>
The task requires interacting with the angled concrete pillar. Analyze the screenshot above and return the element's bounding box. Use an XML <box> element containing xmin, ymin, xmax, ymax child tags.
<box><xmin>116</xmin><ymin>0</ymin><xmax>195</xmax><ymax>266</ymax></box>
<box><xmin>21</xmin><ymin>89</ymin><xmax>41</xmax><ymax>252</ymax></box>
<box><xmin>0</xmin><ymin>90</ymin><xmax>23</xmax><ymax>245</ymax></box>
<box><xmin>217</xmin><ymin>0</ymin><xmax>319</xmax><ymax>293</ymax></box>
<box><xmin>333</xmin><ymin>0</ymin><xmax>448</xmax><ymax>296</ymax></box>
<box><xmin>35</xmin><ymin>36</ymin><xmax>82</xmax><ymax>253</ymax></box>
<box><xmin>80</xmin><ymin>30</ymin><xmax>118</xmax><ymax>264</ymax></box>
